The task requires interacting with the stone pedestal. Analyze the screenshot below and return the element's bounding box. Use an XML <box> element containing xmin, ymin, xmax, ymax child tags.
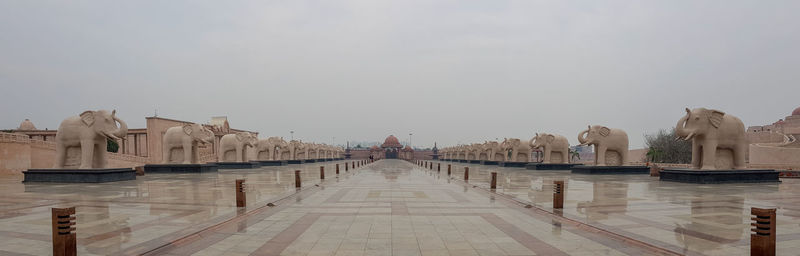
<box><xmin>287</xmin><ymin>160</ymin><xmax>305</xmax><ymax>164</ymax></box>
<box><xmin>570</xmin><ymin>165</ymin><xmax>649</xmax><ymax>174</ymax></box>
<box><xmin>526</xmin><ymin>163</ymin><xmax>582</xmax><ymax>170</ymax></box>
<box><xmin>468</xmin><ymin>160</ymin><xmax>481</xmax><ymax>164</ymax></box>
<box><xmin>305</xmin><ymin>159</ymin><xmax>317</xmax><ymax>163</ymax></box>
<box><xmin>253</xmin><ymin>160</ymin><xmax>288</xmax><ymax>166</ymax></box>
<box><xmin>660</xmin><ymin>169</ymin><xmax>780</xmax><ymax>184</ymax></box>
<box><xmin>144</xmin><ymin>164</ymin><xmax>218</xmax><ymax>173</ymax></box>
<box><xmin>480</xmin><ymin>160</ymin><xmax>499</xmax><ymax>165</ymax></box>
<box><xmin>23</xmin><ymin>168</ymin><xmax>136</xmax><ymax>183</ymax></box>
<box><xmin>498</xmin><ymin>161</ymin><xmax>528</xmax><ymax>168</ymax></box>
<box><xmin>214</xmin><ymin>162</ymin><xmax>261</xmax><ymax>169</ymax></box>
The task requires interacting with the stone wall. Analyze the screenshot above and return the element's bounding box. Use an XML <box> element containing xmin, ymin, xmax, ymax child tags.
<box><xmin>0</xmin><ymin>132</ymin><xmax>149</xmax><ymax>174</ymax></box>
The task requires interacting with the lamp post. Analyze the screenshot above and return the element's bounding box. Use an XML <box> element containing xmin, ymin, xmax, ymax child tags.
<box><xmin>290</xmin><ymin>131</ymin><xmax>294</xmax><ymax>140</ymax></box>
<box><xmin>409</xmin><ymin>133</ymin><xmax>413</xmax><ymax>148</ymax></box>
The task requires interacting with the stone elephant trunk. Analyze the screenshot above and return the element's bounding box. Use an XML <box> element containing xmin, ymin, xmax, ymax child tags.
<box><xmin>577</xmin><ymin>129</ymin><xmax>589</xmax><ymax>145</ymax></box>
<box><xmin>106</xmin><ymin>111</ymin><xmax>128</xmax><ymax>141</ymax></box>
<box><xmin>675</xmin><ymin>110</ymin><xmax>693</xmax><ymax>140</ymax></box>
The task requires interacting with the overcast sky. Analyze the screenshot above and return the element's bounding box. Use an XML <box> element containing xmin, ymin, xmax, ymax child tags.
<box><xmin>1</xmin><ymin>1</ymin><xmax>798</xmax><ymax>148</ymax></box>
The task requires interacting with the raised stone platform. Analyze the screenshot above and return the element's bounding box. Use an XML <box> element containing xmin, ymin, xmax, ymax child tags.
<box><xmin>23</xmin><ymin>168</ymin><xmax>136</xmax><ymax>183</ymax></box>
<box><xmin>660</xmin><ymin>169</ymin><xmax>780</xmax><ymax>184</ymax></box>
<box><xmin>498</xmin><ymin>161</ymin><xmax>529</xmax><ymax>168</ymax></box>
<box><xmin>526</xmin><ymin>163</ymin><xmax>583</xmax><ymax>170</ymax></box>
<box><xmin>468</xmin><ymin>160</ymin><xmax>481</xmax><ymax>164</ymax></box>
<box><xmin>144</xmin><ymin>164</ymin><xmax>218</xmax><ymax>173</ymax></box>
<box><xmin>570</xmin><ymin>165</ymin><xmax>650</xmax><ymax>174</ymax></box>
<box><xmin>252</xmin><ymin>160</ymin><xmax>288</xmax><ymax>166</ymax></box>
<box><xmin>287</xmin><ymin>160</ymin><xmax>305</xmax><ymax>164</ymax></box>
<box><xmin>214</xmin><ymin>162</ymin><xmax>261</xmax><ymax>169</ymax></box>
<box><xmin>305</xmin><ymin>159</ymin><xmax>317</xmax><ymax>163</ymax></box>
<box><xmin>481</xmin><ymin>160</ymin><xmax>499</xmax><ymax>165</ymax></box>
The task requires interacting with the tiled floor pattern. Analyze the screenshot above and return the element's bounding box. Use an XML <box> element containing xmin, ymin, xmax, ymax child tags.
<box><xmin>0</xmin><ymin>161</ymin><xmax>353</xmax><ymax>255</ymax></box>
<box><xmin>433</xmin><ymin>161</ymin><xmax>800</xmax><ymax>256</ymax></box>
<box><xmin>150</xmin><ymin>160</ymin><xmax>674</xmax><ymax>256</ymax></box>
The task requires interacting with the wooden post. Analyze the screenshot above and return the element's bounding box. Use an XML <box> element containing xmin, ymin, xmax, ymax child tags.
<box><xmin>295</xmin><ymin>170</ymin><xmax>301</xmax><ymax>188</ymax></box>
<box><xmin>751</xmin><ymin>207</ymin><xmax>776</xmax><ymax>256</ymax></box>
<box><xmin>438</xmin><ymin>163</ymin><xmax>441</xmax><ymax>172</ymax></box>
<box><xmin>490</xmin><ymin>172</ymin><xmax>497</xmax><ymax>189</ymax></box>
<box><xmin>447</xmin><ymin>164</ymin><xmax>451</xmax><ymax>175</ymax></box>
<box><xmin>464</xmin><ymin>167</ymin><xmax>469</xmax><ymax>181</ymax></box>
<box><xmin>553</xmin><ymin>181</ymin><xmax>564</xmax><ymax>209</ymax></box>
<box><xmin>345</xmin><ymin>163</ymin><xmax>349</xmax><ymax>171</ymax></box>
<box><xmin>430</xmin><ymin>163</ymin><xmax>433</xmax><ymax>170</ymax></box>
<box><xmin>320</xmin><ymin>166</ymin><xmax>325</xmax><ymax>180</ymax></box>
<box><xmin>52</xmin><ymin>207</ymin><xmax>76</xmax><ymax>256</ymax></box>
<box><xmin>336</xmin><ymin>164</ymin><xmax>340</xmax><ymax>174</ymax></box>
<box><xmin>235</xmin><ymin>179</ymin><xmax>246</xmax><ymax>207</ymax></box>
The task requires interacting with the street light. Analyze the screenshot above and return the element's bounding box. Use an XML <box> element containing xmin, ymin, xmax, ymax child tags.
<box><xmin>409</xmin><ymin>133</ymin><xmax>413</xmax><ymax>148</ymax></box>
<box><xmin>290</xmin><ymin>131</ymin><xmax>294</xmax><ymax>140</ymax></box>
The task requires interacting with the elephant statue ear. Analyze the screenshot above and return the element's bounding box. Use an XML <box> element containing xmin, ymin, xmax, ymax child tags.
<box><xmin>183</xmin><ymin>124</ymin><xmax>194</xmax><ymax>135</ymax></box>
<box><xmin>546</xmin><ymin>134</ymin><xmax>555</xmax><ymax>143</ymax></box>
<box><xmin>80</xmin><ymin>111</ymin><xmax>95</xmax><ymax>126</ymax></box>
<box><xmin>235</xmin><ymin>132</ymin><xmax>245</xmax><ymax>141</ymax></box>
<box><xmin>709</xmin><ymin>109</ymin><xmax>725</xmax><ymax>128</ymax></box>
<box><xmin>599</xmin><ymin>126</ymin><xmax>611</xmax><ymax>137</ymax></box>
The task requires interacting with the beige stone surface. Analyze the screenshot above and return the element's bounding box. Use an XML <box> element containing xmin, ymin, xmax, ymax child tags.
<box><xmin>577</xmin><ymin>125</ymin><xmax>629</xmax><ymax>166</ymax></box>
<box><xmin>53</xmin><ymin>110</ymin><xmax>128</xmax><ymax>169</ymax></box>
<box><xmin>676</xmin><ymin>108</ymin><xmax>747</xmax><ymax>170</ymax></box>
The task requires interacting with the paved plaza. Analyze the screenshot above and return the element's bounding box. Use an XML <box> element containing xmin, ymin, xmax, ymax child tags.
<box><xmin>0</xmin><ymin>160</ymin><xmax>798</xmax><ymax>255</ymax></box>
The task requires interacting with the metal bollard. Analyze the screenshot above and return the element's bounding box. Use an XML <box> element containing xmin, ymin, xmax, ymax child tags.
<box><xmin>491</xmin><ymin>172</ymin><xmax>497</xmax><ymax>189</ymax></box>
<box><xmin>430</xmin><ymin>163</ymin><xmax>433</xmax><ymax>170</ymax></box>
<box><xmin>345</xmin><ymin>163</ymin><xmax>349</xmax><ymax>171</ymax></box>
<box><xmin>553</xmin><ymin>181</ymin><xmax>564</xmax><ymax>209</ymax></box>
<box><xmin>295</xmin><ymin>170</ymin><xmax>301</xmax><ymax>188</ymax></box>
<box><xmin>52</xmin><ymin>207</ymin><xmax>76</xmax><ymax>256</ymax></box>
<box><xmin>235</xmin><ymin>179</ymin><xmax>246</xmax><ymax>207</ymax></box>
<box><xmin>438</xmin><ymin>163</ymin><xmax>441</xmax><ymax>172</ymax></box>
<box><xmin>751</xmin><ymin>207</ymin><xmax>776</xmax><ymax>256</ymax></box>
<box><xmin>447</xmin><ymin>164</ymin><xmax>451</xmax><ymax>175</ymax></box>
<box><xmin>464</xmin><ymin>167</ymin><xmax>469</xmax><ymax>181</ymax></box>
<box><xmin>320</xmin><ymin>166</ymin><xmax>325</xmax><ymax>180</ymax></box>
<box><xmin>336</xmin><ymin>164</ymin><xmax>340</xmax><ymax>174</ymax></box>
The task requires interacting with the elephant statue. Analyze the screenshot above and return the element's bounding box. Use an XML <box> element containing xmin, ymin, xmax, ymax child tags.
<box><xmin>161</xmin><ymin>123</ymin><xmax>215</xmax><ymax>164</ymax></box>
<box><xmin>676</xmin><ymin>107</ymin><xmax>747</xmax><ymax>170</ymax></box>
<box><xmin>529</xmin><ymin>133</ymin><xmax>570</xmax><ymax>164</ymax></box>
<box><xmin>218</xmin><ymin>132</ymin><xmax>257</xmax><ymax>162</ymax></box>
<box><xmin>289</xmin><ymin>140</ymin><xmax>306</xmax><ymax>160</ymax></box>
<box><xmin>482</xmin><ymin>141</ymin><xmax>503</xmax><ymax>161</ymax></box>
<box><xmin>255</xmin><ymin>137</ymin><xmax>284</xmax><ymax>161</ymax></box>
<box><xmin>578</xmin><ymin>125</ymin><xmax>629</xmax><ymax>166</ymax></box>
<box><xmin>269</xmin><ymin>138</ymin><xmax>289</xmax><ymax>160</ymax></box>
<box><xmin>53</xmin><ymin>110</ymin><xmax>128</xmax><ymax>169</ymax></box>
<box><xmin>500</xmin><ymin>138</ymin><xmax>531</xmax><ymax>162</ymax></box>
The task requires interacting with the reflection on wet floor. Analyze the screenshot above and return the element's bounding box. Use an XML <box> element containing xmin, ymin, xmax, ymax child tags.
<box><xmin>0</xmin><ymin>161</ymin><xmax>352</xmax><ymax>255</ymax></box>
<box><xmin>434</xmin><ymin>160</ymin><xmax>800</xmax><ymax>255</ymax></box>
<box><xmin>1</xmin><ymin>159</ymin><xmax>797</xmax><ymax>255</ymax></box>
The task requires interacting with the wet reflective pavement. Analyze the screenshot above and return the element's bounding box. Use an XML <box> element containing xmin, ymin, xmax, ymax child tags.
<box><xmin>432</xmin><ymin>160</ymin><xmax>800</xmax><ymax>256</ymax></box>
<box><xmin>1</xmin><ymin>159</ymin><xmax>797</xmax><ymax>255</ymax></box>
<box><xmin>0</xmin><ymin>161</ymin><xmax>352</xmax><ymax>255</ymax></box>
<box><xmin>143</xmin><ymin>160</ymin><xmax>676</xmax><ymax>256</ymax></box>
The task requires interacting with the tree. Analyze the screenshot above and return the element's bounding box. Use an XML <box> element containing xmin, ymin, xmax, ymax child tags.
<box><xmin>107</xmin><ymin>139</ymin><xmax>119</xmax><ymax>153</ymax></box>
<box><xmin>644</xmin><ymin>128</ymin><xmax>691</xmax><ymax>163</ymax></box>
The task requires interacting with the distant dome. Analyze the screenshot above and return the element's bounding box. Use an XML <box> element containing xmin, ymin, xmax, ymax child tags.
<box><xmin>402</xmin><ymin>145</ymin><xmax>413</xmax><ymax>152</ymax></box>
<box><xmin>17</xmin><ymin>119</ymin><xmax>36</xmax><ymax>130</ymax></box>
<box><xmin>381</xmin><ymin>135</ymin><xmax>403</xmax><ymax>148</ymax></box>
<box><xmin>369</xmin><ymin>145</ymin><xmax>381</xmax><ymax>151</ymax></box>
<box><xmin>793</xmin><ymin>107</ymin><xmax>800</xmax><ymax>116</ymax></box>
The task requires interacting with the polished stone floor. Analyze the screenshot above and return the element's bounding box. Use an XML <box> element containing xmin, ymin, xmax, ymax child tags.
<box><xmin>0</xmin><ymin>159</ymin><xmax>797</xmax><ymax>255</ymax></box>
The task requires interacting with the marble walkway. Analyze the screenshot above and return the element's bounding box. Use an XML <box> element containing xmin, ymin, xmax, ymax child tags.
<box><xmin>1</xmin><ymin>159</ymin><xmax>798</xmax><ymax>255</ymax></box>
<box><xmin>146</xmin><ymin>160</ymin><xmax>675</xmax><ymax>256</ymax></box>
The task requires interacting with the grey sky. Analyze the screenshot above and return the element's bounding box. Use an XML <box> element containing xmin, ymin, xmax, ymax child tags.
<box><xmin>1</xmin><ymin>1</ymin><xmax>798</xmax><ymax>148</ymax></box>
